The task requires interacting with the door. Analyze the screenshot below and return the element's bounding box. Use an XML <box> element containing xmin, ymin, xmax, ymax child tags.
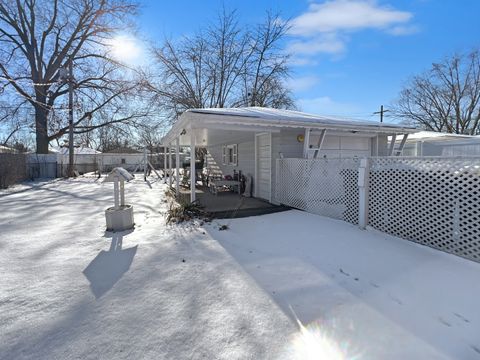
<box><xmin>255</xmin><ymin>132</ymin><xmax>272</xmax><ymax>202</ymax></box>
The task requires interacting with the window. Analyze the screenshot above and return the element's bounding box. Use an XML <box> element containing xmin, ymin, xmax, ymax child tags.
<box><xmin>222</xmin><ymin>144</ymin><xmax>238</xmax><ymax>166</ymax></box>
<box><xmin>121</xmin><ymin>158</ymin><xmax>126</xmax><ymax>164</ymax></box>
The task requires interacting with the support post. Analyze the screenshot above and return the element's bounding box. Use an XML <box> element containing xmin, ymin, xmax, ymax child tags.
<box><xmin>143</xmin><ymin>147</ymin><xmax>147</xmax><ymax>180</ymax></box>
<box><xmin>358</xmin><ymin>158</ymin><xmax>370</xmax><ymax>229</ymax></box>
<box><xmin>175</xmin><ymin>137</ymin><xmax>180</xmax><ymax>196</ymax></box>
<box><xmin>396</xmin><ymin>134</ymin><xmax>409</xmax><ymax>156</ymax></box>
<box><xmin>163</xmin><ymin>145</ymin><xmax>167</xmax><ymax>183</ymax></box>
<box><xmin>388</xmin><ymin>134</ymin><xmax>397</xmax><ymax>156</ymax></box>
<box><xmin>120</xmin><ymin>180</ymin><xmax>125</xmax><ymax>206</ymax></box>
<box><xmin>303</xmin><ymin>128</ymin><xmax>311</xmax><ymax>158</ymax></box>
<box><xmin>190</xmin><ymin>132</ymin><xmax>196</xmax><ymax>202</ymax></box>
<box><xmin>313</xmin><ymin>129</ymin><xmax>327</xmax><ymax>158</ymax></box>
<box><xmin>168</xmin><ymin>143</ymin><xmax>173</xmax><ymax>188</ymax></box>
<box><xmin>114</xmin><ymin>176</ymin><xmax>120</xmax><ymax>210</ymax></box>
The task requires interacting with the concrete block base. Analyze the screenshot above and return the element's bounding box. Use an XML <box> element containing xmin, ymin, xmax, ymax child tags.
<box><xmin>105</xmin><ymin>205</ymin><xmax>134</xmax><ymax>232</ymax></box>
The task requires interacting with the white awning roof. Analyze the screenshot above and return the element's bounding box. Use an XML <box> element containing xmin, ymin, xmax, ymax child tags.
<box><xmin>162</xmin><ymin>107</ymin><xmax>418</xmax><ymax>145</ymax></box>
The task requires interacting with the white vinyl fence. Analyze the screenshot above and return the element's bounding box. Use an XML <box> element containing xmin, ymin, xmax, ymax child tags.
<box><xmin>275</xmin><ymin>158</ymin><xmax>360</xmax><ymax>224</ymax></box>
<box><xmin>275</xmin><ymin>157</ymin><xmax>480</xmax><ymax>262</ymax></box>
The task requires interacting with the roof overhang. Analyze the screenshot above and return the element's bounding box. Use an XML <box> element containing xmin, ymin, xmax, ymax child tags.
<box><xmin>162</xmin><ymin>107</ymin><xmax>419</xmax><ymax>146</ymax></box>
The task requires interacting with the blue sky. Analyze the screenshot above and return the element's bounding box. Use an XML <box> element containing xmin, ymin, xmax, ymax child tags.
<box><xmin>135</xmin><ymin>0</ymin><xmax>480</xmax><ymax>122</ymax></box>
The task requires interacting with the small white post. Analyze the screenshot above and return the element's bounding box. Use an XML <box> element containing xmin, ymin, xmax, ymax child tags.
<box><xmin>303</xmin><ymin>128</ymin><xmax>311</xmax><ymax>158</ymax></box>
<box><xmin>358</xmin><ymin>158</ymin><xmax>370</xmax><ymax>229</ymax></box>
<box><xmin>163</xmin><ymin>145</ymin><xmax>167</xmax><ymax>183</ymax></box>
<box><xmin>120</xmin><ymin>180</ymin><xmax>125</xmax><ymax>206</ymax></box>
<box><xmin>168</xmin><ymin>143</ymin><xmax>173</xmax><ymax>188</ymax></box>
<box><xmin>114</xmin><ymin>176</ymin><xmax>120</xmax><ymax>210</ymax></box>
<box><xmin>175</xmin><ymin>137</ymin><xmax>180</xmax><ymax>196</ymax></box>
<box><xmin>143</xmin><ymin>147</ymin><xmax>147</xmax><ymax>180</ymax></box>
<box><xmin>190</xmin><ymin>131</ymin><xmax>196</xmax><ymax>203</ymax></box>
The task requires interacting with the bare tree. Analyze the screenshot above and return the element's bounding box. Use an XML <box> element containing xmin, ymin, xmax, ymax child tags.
<box><xmin>393</xmin><ymin>49</ymin><xmax>480</xmax><ymax>134</ymax></box>
<box><xmin>150</xmin><ymin>10</ymin><xmax>294</xmax><ymax>122</ymax></box>
<box><xmin>238</xmin><ymin>12</ymin><xmax>293</xmax><ymax>108</ymax></box>
<box><xmin>0</xmin><ymin>0</ymin><xmax>149</xmax><ymax>153</ymax></box>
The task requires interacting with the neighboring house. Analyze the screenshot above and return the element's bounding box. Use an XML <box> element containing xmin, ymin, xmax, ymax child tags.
<box><xmin>104</xmin><ymin>147</ymin><xmax>142</xmax><ymax>154</ymax></box>
<box><xmin>161</xmin><ymin>107</ymin><xmax>417</xmax><ymax>203</ymax></box>
<box><xmin>50</xmin><ymin>146</ymin><xmax>101</xmax><ymax>155</ymax></box>
<box><xmin>0</xmin><ymin>145</ymin><xmax>16</xmax><ymax>154</ymax></box>
<box><xmin>394</xmin><ymin>131</ymin><xmax>480</xmax><ymax>156</ymax></box>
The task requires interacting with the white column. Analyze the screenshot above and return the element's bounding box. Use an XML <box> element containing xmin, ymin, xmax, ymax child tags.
<box><xmin>358</xmin><ymin>158</ymin><xmax>370</xmax><ymax>229</ymax></box>
<box><xmin>190</xmin><ymin>131</ymin><xmax>196</xmax><ymax>202</ymax></box>
<box><xmin>120</xmin><ymin>180</ymin><xmax>125</xmax><ymax>206</ymax></box>
<box><xmin>168</xmin><ymin>143</ymin><xmax>173</xmax><ymax>188</ymax></box>
<box><xmin>143</xmin><ymin>147</ymin><xmax>147</xmax><ymax>180</ymax></box>
<box><xmin>114</xmin><ymin>176</ymin><xmax>120</xmax><ymax>210</ymax></box>
<box><xmin>163</xmin><ymin>145</ymin><xmax>167</xmax><ymax>183</ymax></box>
<box><xmin>175</xmin><ymin>137</ymin><xmax>180</xmax><ymax>195</ymax></box>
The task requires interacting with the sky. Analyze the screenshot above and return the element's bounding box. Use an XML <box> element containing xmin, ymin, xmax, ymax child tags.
<box><xmin>127</xmin><ymin>0</ymin><xmax>480</xmax><ymax>122</ymax></box>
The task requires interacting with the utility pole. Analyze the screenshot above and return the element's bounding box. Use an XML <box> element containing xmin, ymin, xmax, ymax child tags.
<box><xmin>374</xmin><ymin>105</ymin><xmax>389</xmax><ymax>123</ymax></box>
<box><xmin>67</xmin><ymin>56</ymin><xmax>75</xmax><ymax>177</ymax></box>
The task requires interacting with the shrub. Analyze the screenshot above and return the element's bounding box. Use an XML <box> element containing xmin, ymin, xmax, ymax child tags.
<box><xmin>166</xmin><ymin>198</ymin><xmax>209</xmax><ymax>224</ymax></box>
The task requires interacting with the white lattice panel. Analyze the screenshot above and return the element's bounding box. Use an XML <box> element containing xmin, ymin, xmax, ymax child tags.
<box><xmin>369</xmin><ymin>157</ymin><xmax>480</xmax><ymax>261</ymax></box>
<box><xmin>276</xmin><ymin>158</ymin><xmax>360</xmax><ymax>224</ymax></box>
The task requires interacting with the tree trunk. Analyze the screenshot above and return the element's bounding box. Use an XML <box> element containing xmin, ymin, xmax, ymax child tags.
<box><xmin>35</xmin><ymin>103</ymin><xmax>49</xmax><ymax>154</ymax></box>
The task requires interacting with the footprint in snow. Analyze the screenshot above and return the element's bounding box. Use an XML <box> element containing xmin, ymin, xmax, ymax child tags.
<box><xmin>388</xmin><ymin>293</ymin><xmax>403</xmax><ymax>305</ymax></box>
<box><xmin>339</xmin><ymin>268</ymin><xmax>350</xmax><ymax>277</ymax></box>
<box><xmin>369</xmin><ymin>282</ymin><xmax>380</xmax><ymax>288</ymax></box>
<box><xmin>471</xmin><ymin>345</ymin><xmax>480</xmax><ymax>354</ymax></box>
<box><xmin>454</xmin><ymin>312</ymin><xmax>470</xmax><ymax>323</ymax></box>
<box><xmin>438</xmin><ymin>317</ymin><xmax>452</xmax><ymax>327</ymax></box>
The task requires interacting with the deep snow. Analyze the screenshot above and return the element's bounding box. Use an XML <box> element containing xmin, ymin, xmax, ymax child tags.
<box><xmin>1</xmin><ymin>175</ymin><xmax>480</xmax><ymax>359</ymax></box>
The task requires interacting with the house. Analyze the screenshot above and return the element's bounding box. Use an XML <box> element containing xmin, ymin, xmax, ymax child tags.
<box><xmin>0</xmin><ymin>144</ymin><xmax>16</xmax><ymax>154</ymax></box>
<box><xmin>161</xmin><ymin>107</ymin><xmax>417</xmax><ymax>212</ymax></box>
<box><xmin>49</xmin><ymin>145</ymin><xmax>101</xmax><ymax>155</ymax></box>
<box><xmin>393</xmin><ymin>131</ymin><xmax>480</xmax><ymax>156</ymax></box>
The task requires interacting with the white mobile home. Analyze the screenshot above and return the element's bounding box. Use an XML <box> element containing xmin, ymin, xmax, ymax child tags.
<box><xmin>161</xmin><ymin>107</ymin><xmax>417</xmax><ymax>205</ymax></box>
<box><xmin>394</xmin><ymin>131</ymin><xmax>480</xmax><ymax>156</ymax></box>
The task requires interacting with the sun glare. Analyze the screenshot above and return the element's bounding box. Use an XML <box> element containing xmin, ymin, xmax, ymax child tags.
<box><xmin>280</xmin><ymin>314</ymin><xmax>360</xmax><ymax>360</ymax></box>
<box><xmin>108</xmin><ymin>35</ymin><xmax>142</xmax><ymax>64</ymax></box>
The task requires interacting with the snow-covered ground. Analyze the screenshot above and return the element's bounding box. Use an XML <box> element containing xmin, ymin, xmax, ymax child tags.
<box><xmin>0</xmin><ymin>176</ymin><xmax>293</xmax><ymax>360</ymax></box>
<box><xmin>211</xmin><ymin>211</ymin><xmax>480</xmax><ymax>360</ymax></box>
<box><xmin>1</xmin><ymin>175</ymin><xmax>479</xmax><ymax>359</ymax></box>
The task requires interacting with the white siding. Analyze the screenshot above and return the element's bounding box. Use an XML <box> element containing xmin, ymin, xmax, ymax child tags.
<box><xmin>205</xmin><ymin>138</ymin><xmax>255</xmax><ymax>179</ymax></box>
<box><xmin>307</xmin><ymin>134</ymin><xmax>371</xmax><ymax>158</ymax></box>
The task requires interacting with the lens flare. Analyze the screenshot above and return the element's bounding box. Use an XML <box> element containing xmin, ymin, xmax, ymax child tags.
<box><xmin>280</xmin><ymin>309</ymin><xmax>361</xmax><ymax>360</ymax></box>
<box><xmin>290</xmin><ymin>320</ymin><xmax>346</xmax><ymax>360</ymax></box>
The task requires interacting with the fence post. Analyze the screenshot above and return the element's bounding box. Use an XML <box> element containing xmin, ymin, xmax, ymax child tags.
<box><xmin>358</xmin><ymin>157</ymin><xmax>370</xmax><ymax>229</ymax></box>
<box><xmin>274</xmin><ymin>158</ymin><xmax>280</xmax><ymax>204</ymax></box>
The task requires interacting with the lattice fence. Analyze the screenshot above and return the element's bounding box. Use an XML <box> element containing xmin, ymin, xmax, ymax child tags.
<box><xmin>369</xmin><ymin>157</ymin><xmax>480</xmax><ymax>262</ymax></box>
<box><xmin>275</xmin><ymin>158</ymin><xmax>360</xmax><ymax>224</ymax></box>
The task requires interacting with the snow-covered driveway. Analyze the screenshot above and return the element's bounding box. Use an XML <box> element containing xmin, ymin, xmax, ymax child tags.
<box><xmin>0</xmin><ymin>177</ymin><xmax>293</xmax><ymax>360</ymax></box>
<box><xmin>1</xmin><ymin>176</ymin><xmax>480</xmax><ymax>359</ymax></box>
